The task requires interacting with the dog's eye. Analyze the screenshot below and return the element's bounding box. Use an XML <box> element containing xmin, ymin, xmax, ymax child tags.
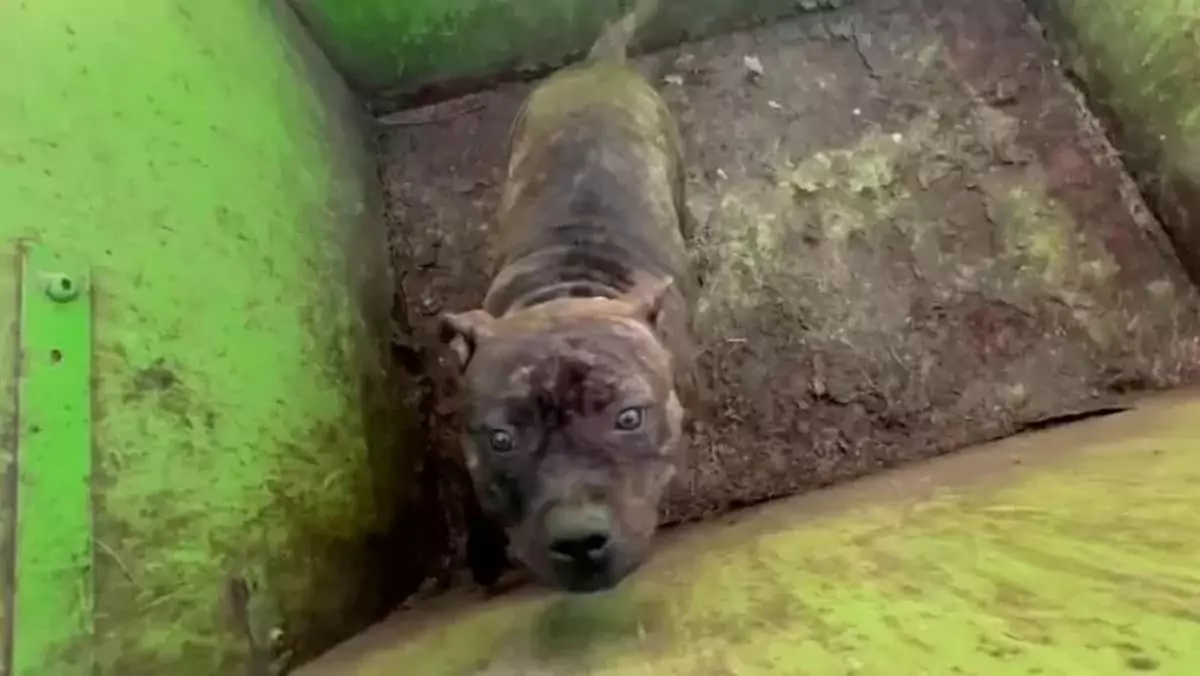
<box><xmin>615</xmin><ymin>407</ymin><xmax>644</xmax><ymax>431</ymax></box>
<box><xmin>489</xmin><ymin>429</ymin><xmax>514</xmax><ymax>453</ymax></box>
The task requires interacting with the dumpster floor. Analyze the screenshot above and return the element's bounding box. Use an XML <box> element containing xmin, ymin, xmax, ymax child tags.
<box><xmin>379</xmin><ymin>0</ymin><xmax>1200</xmax><ymax>590</ymax></box>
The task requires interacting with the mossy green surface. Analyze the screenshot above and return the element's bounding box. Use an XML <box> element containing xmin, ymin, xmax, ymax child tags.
<box><xmin>0</xmin><ymin>0</ymin><xmax>404</xmax><ymax>672</ymax></box>
<box><xmin>1051</xmin><ymin>0</ymin><xmax>1200</xmax><ymax>141</ymax></box>
<box><xmin>1029</xmin><ymin>0</ymin><xmax>1200</xmax><ymax>285</ymax></box>
<box><xmin>303</xmin><ymin>393</ymin><xmax>1200</xmax><ymax>675</ymax></box>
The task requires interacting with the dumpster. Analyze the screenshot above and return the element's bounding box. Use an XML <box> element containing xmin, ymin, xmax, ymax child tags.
<box><xmin>3</xmin><ymin>0</ymin><xmax>1200</xmax><ymax>673</ymax></box>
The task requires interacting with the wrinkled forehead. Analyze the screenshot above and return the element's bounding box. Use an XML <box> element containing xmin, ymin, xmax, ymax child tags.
<box><xmin>466</xmin><ymin>322</ymin><xmax>669</xmax><ymax>408</ymax></box>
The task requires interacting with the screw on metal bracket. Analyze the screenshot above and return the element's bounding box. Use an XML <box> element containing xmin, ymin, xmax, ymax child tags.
<box><xmin>41</xmin><ymin>273</ymin><xmax>80</xmax><ymax>303</ymax></box>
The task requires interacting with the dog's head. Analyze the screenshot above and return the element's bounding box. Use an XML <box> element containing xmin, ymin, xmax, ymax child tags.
<box><xmin>440</xmin><ymin>278</ymin><xmax>683</xmax><ymax>593</ymax></box>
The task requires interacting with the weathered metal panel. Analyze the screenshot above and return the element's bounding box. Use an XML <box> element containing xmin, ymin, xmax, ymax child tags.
<box><xmin>0</xmin><ymin>251</ymin><xmax>18</xmax><ymax>674</ymax></box>
<box><xmin>11</xmin><ymin>247</ymin><xmax>94</xmax><ymax>676</ymax></box>
<box><xmin>1028</xmin><ymin>0</ymin><xmax>1200</xmax><ymax>288</ymax></box>
<box><xmin>0</xmin><ymin>0</ymin><xmax>413</xmax><ymax>672</ymax></box>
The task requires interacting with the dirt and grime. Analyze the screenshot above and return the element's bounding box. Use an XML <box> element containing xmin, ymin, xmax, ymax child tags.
<box><xmin>378</xmin><ymin>0</ymin><xmax>1200</xmax><ymax>593</ymax></box>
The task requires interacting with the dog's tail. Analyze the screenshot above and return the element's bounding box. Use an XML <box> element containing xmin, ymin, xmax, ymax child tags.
<box><xmin>586</xmin><ymin>0</ymin><xmax>661</xmax><ymax>65</ymax></box>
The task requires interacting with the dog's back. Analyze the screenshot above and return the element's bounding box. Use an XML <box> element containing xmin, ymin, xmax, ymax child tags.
<box><xmin>483</xmin><ymin>0</ymin><xmax>691</xmax><ymax>324</ymax></box>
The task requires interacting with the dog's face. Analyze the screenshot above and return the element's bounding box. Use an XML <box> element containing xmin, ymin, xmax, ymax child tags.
<box><xmin>440</xmin><ymin>280</ymin><xmax>683</xmax><ymax>593</ymax></box>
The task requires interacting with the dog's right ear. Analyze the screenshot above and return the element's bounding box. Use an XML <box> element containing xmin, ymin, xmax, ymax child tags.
<box><xmin>623</xmin><ymin>275</ymin><xmax>674</xmax><ymax>334</ymax></box>
<box><xmin>438</xmin><ymin>309</ymin><xmax>496</xmax><ymax>369</ymax></box>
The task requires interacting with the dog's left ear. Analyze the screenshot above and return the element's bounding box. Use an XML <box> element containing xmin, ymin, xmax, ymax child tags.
<box><xmin>438</xmin><ymin>309</ymin><xmax>496</xmax><ymax>369</ymax></box>
<box><xmin>623</xmin><ymin>275</ymin><xmax>674</xmax><ymax>331</ymax></box>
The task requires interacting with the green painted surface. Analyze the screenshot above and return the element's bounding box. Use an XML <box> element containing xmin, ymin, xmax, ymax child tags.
<box><xmin>1029</xmin><ymin>0</ymin><xmax>1200</xmax><ymax>285</ymax></box>
<box><xmin>0</xmin><ymin>0</ymin><xmax>405</xmax><ymax>672</ymax></box>
<box><xmin>0</xmin><ymin>253</ymin><xmax>18</xmax><ymax>670</ymax></box>
<box><xmin>12</xmin><ymin>248</ymin><xmax>94</xmax><ymax>675</ymax></box>
<box><xmin>288</xmin><ymin>0</ymin><xmax>842</xmax><ymax>97</ymax></box>
<box><xmin>303</xmin><ymin>393</ymin><xmax>1200</xmax><ymax>675</ymax></box>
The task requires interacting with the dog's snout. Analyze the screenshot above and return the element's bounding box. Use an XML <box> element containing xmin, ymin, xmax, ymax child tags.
<box><xmin>545</xmin><ymin>504</ymin><xmax>613</xmax><ymax>563</ymax></box>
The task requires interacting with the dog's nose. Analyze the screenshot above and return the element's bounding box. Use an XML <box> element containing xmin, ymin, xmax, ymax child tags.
<box><xmin>546</xmin><ymin>504</ymin><xmax>613</xmax><ymax>563</ymax></box>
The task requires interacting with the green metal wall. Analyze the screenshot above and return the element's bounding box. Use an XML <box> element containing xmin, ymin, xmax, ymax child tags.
<box><xmin>0</xmin><ymin>0</ymin><xmax>413</xmax><ymax>673</ymax></box>
<box><xmin>1028</xmin><ymin>0</ymin><xmax>1200</xmax><ymax>287</ymax></box>
<box><xmin>287</xmin><ymin>0</ymin><xmax>843</xmax><ymax>99</ymax></box>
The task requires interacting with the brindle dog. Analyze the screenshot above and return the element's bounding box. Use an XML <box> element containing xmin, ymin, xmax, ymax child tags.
<box><xmin>440</xmin><ymin>0</ymin><xmax>695</xmax><ymax>594</ymax></box>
